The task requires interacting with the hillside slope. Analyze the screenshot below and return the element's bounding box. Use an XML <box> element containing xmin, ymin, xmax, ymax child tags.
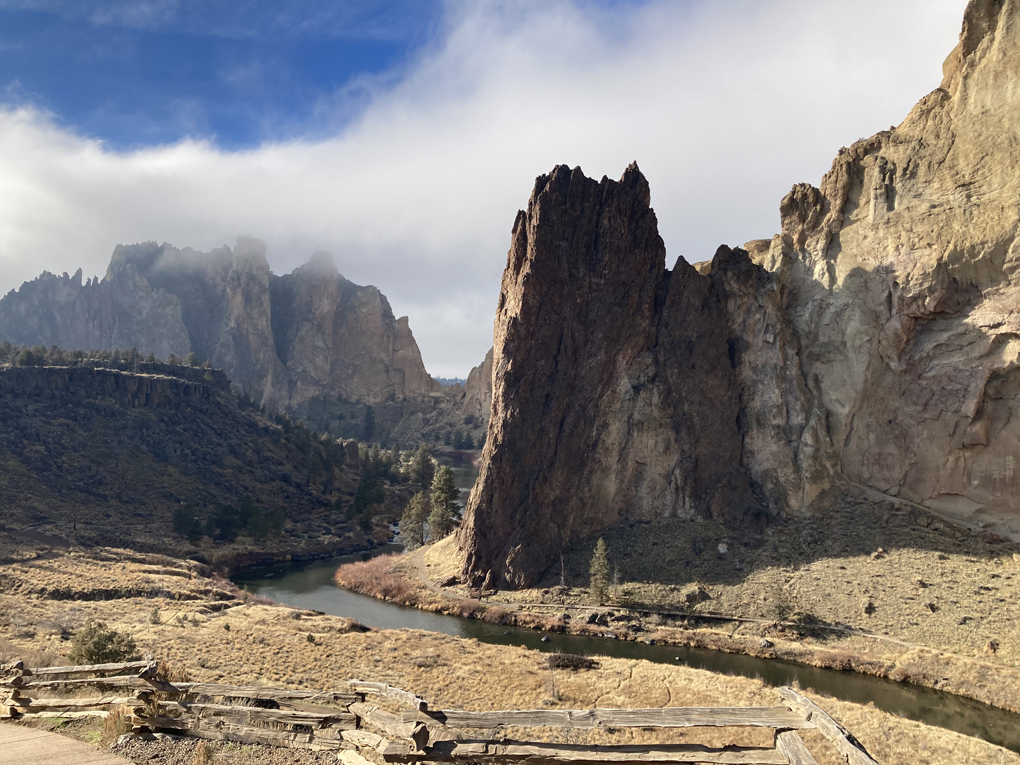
<box><xmin>0</xmin><ymin>355</ymin><xmax>407</xmax><ymax>564</ymax></box>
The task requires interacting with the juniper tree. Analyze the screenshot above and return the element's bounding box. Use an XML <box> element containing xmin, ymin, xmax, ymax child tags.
<box><xmin>408</xmin><ymin>444</ymin><xmax>435</xmax><ymax>490</ymax></box>
<box><xmin>400</xmin><ymin>492</ymin><xmax>429</xmax><ymax>549</ymax></box>
<box><xmin>589</xmin><ymin>538</ymin><xmax>611</xmax><ymax>604</ymax></box>
<box><xmin>428</xmin><ymin>465</ymin><xmax>460</xmax><ymax>540</ymax></box>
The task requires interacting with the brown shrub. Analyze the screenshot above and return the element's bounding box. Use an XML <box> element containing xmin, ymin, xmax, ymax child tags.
<box><xmin>335</xmin><ymin>555</ymin><xmax>417</xmax><ymax>604</ymax></box>
<box><xmin>101</xmin><ymin>710</ymin><xmax>132</xmax><ymax>746</ymax></box>
<box><xmin>481</xmin><ymin>605</ymin><xmax>509</xmax><ymax>624</ymax></box>
<box><xmin>547</xmin><ymin>653</ymin><xmax>600</xmax><ymax>671</ymax></box>
<box><xmin>193</xmin><ymin>740</ymin><xmax>217</xmax><ymax>765</ymax></box>
<box><xmin>451</xmin><ymin>599</ymin><xmax>484</xmax><ymax>618</ymax></box>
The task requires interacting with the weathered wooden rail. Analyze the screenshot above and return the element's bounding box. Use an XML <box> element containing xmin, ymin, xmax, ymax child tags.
<box><xmin>0</xmin><ymin>661</ymin><xmax>879</xmax><ymax>764</ymax></box>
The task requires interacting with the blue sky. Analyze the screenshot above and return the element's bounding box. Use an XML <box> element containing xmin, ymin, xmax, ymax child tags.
<box><xmin>0</xmin><ymin>0</ymin><xmax>968</xmax><ymax>376</ymax></box>
<box><xmin>0</xmin><ymin>0</ymin><xmax>446</xmax><ymax>148</ymax></box>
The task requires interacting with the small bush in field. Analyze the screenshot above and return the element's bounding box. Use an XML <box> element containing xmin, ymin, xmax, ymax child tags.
<box><xmin>101</xmin><ymin>710</ymin><xmax>131</xmax><ymax>745</ymax></box>
<box><xmin>193</xmin><ymin>740</ymin><xmax>217</xmax><ymax>764</ymax></box>
<box><xmin>68</xmin><ymin>620</ymin><xmax>139</xmax><ymax>665</ymax></box>
<box><xmin>547</xmin><ymin>653</ymin><xmax>600</xmax><ymax>671</ymax></box>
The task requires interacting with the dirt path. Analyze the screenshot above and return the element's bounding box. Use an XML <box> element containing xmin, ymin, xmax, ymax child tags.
<box><xmin>0</xmin><ymin>723</ymin><xmax>132</xmax><ymax>765</ymax></box>
<box><xmin>407</xmin><ymin>545</ymin><xmax>468</xmax><ymax>600</ymax></box>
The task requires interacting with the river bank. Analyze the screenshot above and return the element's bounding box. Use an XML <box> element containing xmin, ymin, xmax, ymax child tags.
<box><xmin>0</xmin><ymin>539</ymin><xmax>1016</xmax><ymax>762</ymax></box>
<box><xmin>330</xmin><ymin>532</ymin><xmax>1020</xmax><ymax>723</ymax></box>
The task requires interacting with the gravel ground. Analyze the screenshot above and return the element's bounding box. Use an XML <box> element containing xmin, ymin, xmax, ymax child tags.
<box><xmin>112</xmin><ymin>736</ymin><xmax>339</xmax><ymax>765</ymax></box>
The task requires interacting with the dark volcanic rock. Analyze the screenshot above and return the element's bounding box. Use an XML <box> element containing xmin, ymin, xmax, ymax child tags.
<box><xmin>458</xmin><ymin>164</ymin><xmax>760</xmax><ymax>588</ymax></box>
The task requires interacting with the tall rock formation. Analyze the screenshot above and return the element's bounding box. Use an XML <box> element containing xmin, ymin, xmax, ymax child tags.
<box><xmin>0</xmin><ymin>238</ymin><xmax>439</xmax><ymax>412</ymax></box>
<box><xmin>460</xmin><ymin>0</ymin><xmax>1020</xmax><ymax>587</ymax></box>
<box><xmin>459</xmin><ymin>165</ymin><xmax>761</xmax><ymax>588</ymax></box>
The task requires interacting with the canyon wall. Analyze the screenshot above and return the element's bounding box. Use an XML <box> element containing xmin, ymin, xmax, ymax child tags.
<box><xmin>459</xmin><ymin>0</ymin><xmax>1020</xmax><ymax>587</ymax></box>
<box><xmin>0</xmin><ymin>238</ymin><xmax>439</xmax><ymax>412</ymax></box>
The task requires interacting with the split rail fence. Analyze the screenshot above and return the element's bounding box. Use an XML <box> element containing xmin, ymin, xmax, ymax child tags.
<box><xmin>0</xmin><ymin>660</ymin><xmax>879</xmax><ymax>765</ymax></box>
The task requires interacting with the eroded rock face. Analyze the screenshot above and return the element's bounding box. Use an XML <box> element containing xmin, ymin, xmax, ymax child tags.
<box><xmin>458</xmin><ymin>165</ymin><xmax>761</xmax><ymax>588</ymax></box>
<box><xmin>0</xmin><ymin>238</ymin><xmax>438</xmax><ymax>411</ymax></box>
<box><xmin>0</xmin><ymin>266</ymin><xmax>191</xmax><ymax>362</ymax></box>
<box><xmin>459</xmin><ymin>0</ymin><xmax>1020</xmax><ymax>586</ymax></box>
<box><xmin>746</xmin><ymin>0</ymin><xmax>1020</xmax><ymax>535</ymax></box>
<box><xmin>461</xmin><ymin>347</ymin><xmax>493</xmax><ymax>422</ymax></box>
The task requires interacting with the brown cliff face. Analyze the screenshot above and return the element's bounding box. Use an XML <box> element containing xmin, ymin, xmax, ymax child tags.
<box><xmin>458</xmin><ymin>165</ymin><xmax>760</xmax><ymax>588</ymax></box>
<box><xmin>461</xmin><ymin>347</ymin><xmax>493</xmax><ymax>422</ymax></box>
<box><xmin>460</xmin><ymin>0</ymin><xmax>1020</xmax><ymax>586</ymax></box>
<box><xmin>0</xmin><ymin>238</ymin><xmax>437</xmax><ymax>413</ymax></box>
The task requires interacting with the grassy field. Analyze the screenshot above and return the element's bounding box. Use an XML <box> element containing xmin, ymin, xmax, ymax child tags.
<box><xmin>1</xmin><ymin>543</ymin><xmax>1017</xmax><ymax>764</ymax></box>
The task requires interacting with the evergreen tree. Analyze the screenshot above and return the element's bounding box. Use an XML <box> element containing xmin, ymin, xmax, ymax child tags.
<box><xmin>589</xmin><ymin>537</ymin><xmax>611</xmax><ymax>604</ymax></box>
<box><xmin>362</xmin><ymin>405</ymin><xmax>375</xmax><ymax>442</ymax></box>
<box><xmin>400</xmin><ymin>492</ymin><xmax>429</xmax><ymax>549</ymax></box>
<box><xmin>428</xmin><ymin>465</ymin><xmax>460</xmax><ymax>540</ymax></box>
<box><xmin>408</xmin><ymin>444</ymin><xmax>435</xmax><ymax>490</ymax></box>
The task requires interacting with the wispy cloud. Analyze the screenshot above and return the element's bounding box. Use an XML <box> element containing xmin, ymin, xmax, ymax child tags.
<box><xmin>0</xmin><ymin>0</ymin><xmax>439</xmax><ymax>41</ymax></box>
<box><xmin>0</xmin><ymin>0</ymin><xmax>967</xmax><ymax>376</ymax></box>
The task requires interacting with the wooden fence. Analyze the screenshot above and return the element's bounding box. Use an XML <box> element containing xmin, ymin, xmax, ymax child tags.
<box><xmin>0</xmin><ymin>660</ymin><xmax>879</xmax><ymax>765</ymax></box>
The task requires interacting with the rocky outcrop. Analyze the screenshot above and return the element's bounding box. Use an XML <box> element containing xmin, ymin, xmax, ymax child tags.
<box><xmin>0</xmin><ymin>238</ymin><xmax>439</xmax><ymax>412</ymax></box>
<box><xmin>461</xmin><ymin>347</ymin><xmax>493</xmax><ymax>422</ymax></box>
<box><xmin>459</xmin><ymin>165</ymin><xmax>762</xmax><ymax>588</ymax></box>
<box><xmin>0</xmin><ymin>266</ymin><xmax>191</xmax><ymax>361</ymax></box>
<box><xmin>459</xmin><ymin>0</ymin><xmax>1020</xmax><ymax>587</ymax></box>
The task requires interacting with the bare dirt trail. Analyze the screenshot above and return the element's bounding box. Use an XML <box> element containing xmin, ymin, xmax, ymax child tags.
<box><xmin>0</xmin><ymin>723</ymin><xmax>132</xmax><ymax>765</ymax></box>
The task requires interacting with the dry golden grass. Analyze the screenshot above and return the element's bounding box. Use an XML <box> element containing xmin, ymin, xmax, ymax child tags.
<box><xmin>368</xmin><ymin>508</ymin><xmax>1020</xmax><ymax>714</ymax></box>
<box><xmin>333</xmin><ymin>554</ymin><xmax>426</xmax><ymax>605</ymax></box>
<box><xmin>422</xmin><ymin>535</ymin><xmax>463</xmax><ymax>580</ymax></box>
<box><xmin>1</xmin><ymin>546</ymin><xmax>1017</xmax><ymax>764</ymax></box>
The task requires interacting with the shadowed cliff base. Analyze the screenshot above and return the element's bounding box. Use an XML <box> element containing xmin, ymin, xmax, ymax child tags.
<box><xmin>458</xmin><ymin>0</ymin><xmax>1020</xmax><ymax>589</ymax></box>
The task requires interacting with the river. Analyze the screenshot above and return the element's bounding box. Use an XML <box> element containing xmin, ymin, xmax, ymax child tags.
<box><xmin>233</xmin><ymin>464</ymin><xmax>1020</xmax><ymax>753</ymax></box>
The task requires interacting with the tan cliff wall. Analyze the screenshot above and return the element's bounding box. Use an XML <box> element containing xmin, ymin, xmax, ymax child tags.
<box><xmin>461</xmin><ymin>347</ymin><xmax>493</xmax><ymax>422</ymax></box>
<box><xmin>458</xmin><ymin>0</ymin><xmax>1020</xmax><ymax>587</ymax></box>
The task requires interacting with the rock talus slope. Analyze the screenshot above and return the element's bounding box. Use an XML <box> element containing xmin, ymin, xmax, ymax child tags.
<box><xmin>459</xmin><ymin>0</ymin><xmax>1020</xmax><ymax>586</ymax></box>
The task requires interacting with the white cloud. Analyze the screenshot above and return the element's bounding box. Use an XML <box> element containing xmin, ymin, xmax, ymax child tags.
<box><xmin>0</xmin><ymin>0</ymin><xmax>967</xmax><ymax>376</ymax></box>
